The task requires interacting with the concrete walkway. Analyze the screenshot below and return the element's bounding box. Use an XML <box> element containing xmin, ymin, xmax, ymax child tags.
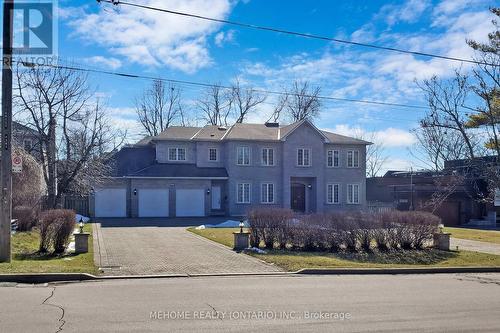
<box><xmin>451</xmin><ymin>238</ymin><xmax>500</xmax><ymax>256</ymax></box>
<box><xmin>93</xmin><ymin>224</ymin><xmax>281</xmax><ymax>276</ymax></box>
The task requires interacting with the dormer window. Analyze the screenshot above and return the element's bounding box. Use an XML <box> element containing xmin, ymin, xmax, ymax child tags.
<box><xmin>168</xmin><ymin>148</ymin><xmax>186</xmax><ymax>161</ymax></box>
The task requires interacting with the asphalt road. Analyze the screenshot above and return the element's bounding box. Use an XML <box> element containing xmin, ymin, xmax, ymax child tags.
<box><xmin>1</xmin><ymin>274</ymin><xmax>500</xmax><ymax>332</ymax></box>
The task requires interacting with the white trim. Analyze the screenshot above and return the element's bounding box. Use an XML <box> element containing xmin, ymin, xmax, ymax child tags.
<box><xmin>296</xmin><ymin>148</ymin><xmax>312</xmax><ymax>167</ymax></box>
<box><xmin>261</xmin><ymin>147</ymin><xmax>275</xmax><ymax>166</ymax></box>
<box><xmin>326</xmin><ymin>149</ymin><xmax>340</xmax><ymax>168</ymax></box>
<box><xmin>168</xmin><ymin>147</ymin><xmax>187</xmax><ymax>161</ymax></box>
<box><xmin>190</xmin><ymin>127</ymin><xmax>204</xmax><ymax>140</ymax></box>
<box><xmin>347</xmin><ymin>150</ymin><xmax>360</xmax><ymax>168</ymax></box>
<box><xmin>236</xmin><ymin>182</ymin><xmax>251</xmax><ymax>204</ymax></box>
<box><xmin>260</xmin><ymin>182</ymin><xmax>276</xmax><ymax>204</ymax></box>
<box><xmin>236</xmin><ymin>146</ymin><xmax>251</xmax><ymax>166</ymax></box>
<box><xmin>326</xmin><ymin>183</ymin><xmax>340</xmax><ymax>204</ymax></box>
<box><xmin>208</xmin><ymin>147</ymin><xmax>218</xmax><ymax>162</ymax></box>
<box><xmin>347</xmin><ymin>183</ymin><xmax>360</xmax><ymax>204</ymax></box>
<box><xmin>280</xmin><ymin>119</ymin><xmax>331</xmax><ymax>143</ymax></box>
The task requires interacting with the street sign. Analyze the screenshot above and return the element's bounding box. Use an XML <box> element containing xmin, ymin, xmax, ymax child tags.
<box><xmin>12</xmin><ymin>154</ymin><xmax>22</xmax><ymax>173</ymax></box>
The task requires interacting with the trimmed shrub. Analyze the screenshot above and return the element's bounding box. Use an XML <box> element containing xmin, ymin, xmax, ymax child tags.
<box><xmin>38</xmin><ymin>209</ymin><xmax>76</xmax><ymax>253</ymax></box>
<box><xmin>247</xmin><ymin>208</ymin><xmax>440</xmax><ymax>252</ymax></box>
<box><xmin>248</xmin><ymin>207</ymin><xmax>293</xmax><ymax>249</ymax></box>
<box><xmin>12</xmin><ymin>206</ymin><xmax>38</xmax><ymax>232</ymax></box>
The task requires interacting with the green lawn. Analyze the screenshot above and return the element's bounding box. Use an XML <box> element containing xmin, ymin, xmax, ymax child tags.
<box><xmin>188</xmin><ymin>227</ymin><xmax>247</xmax><ymax>248</ymax></box>
<box><xmin>189</xmin><ymin>227</ymin><xmax>500</xmax><ymax>271</ymax></box>
<box><xmin>445</xmin><ymin>227</ymin><xmax>500</xmax><ymax>245</ymax></box>
<box><xmin>0</xmin><ymin>224</ymin><xmax>98</xmax><ymax>274</ymax></box>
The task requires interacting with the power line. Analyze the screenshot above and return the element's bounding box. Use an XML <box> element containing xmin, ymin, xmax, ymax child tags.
<box><xmin>14</xmin><ymin>59</ymin><xmax>429</xmax><ymax>110</ymax></box>
<box><xmin>98</xmin><ymin>0</ymin><xmax>498</xmax><ymax>67</ymax></box>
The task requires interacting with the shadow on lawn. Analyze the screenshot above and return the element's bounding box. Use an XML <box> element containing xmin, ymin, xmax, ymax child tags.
<box><xmin>262</xmin><ymin>249</ymin><xmax>459</xmax><ymax>265</ymax></box>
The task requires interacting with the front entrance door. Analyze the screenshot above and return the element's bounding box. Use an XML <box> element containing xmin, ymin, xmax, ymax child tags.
<box><xmin>211</xmin><ymin>186</ymin><xmax>221</xmax><ymax>210</ymax></box>
<box><xmin>291</xmin><ymin>183</ymin><xmax>306</xmax><ymax>213</ymax></box>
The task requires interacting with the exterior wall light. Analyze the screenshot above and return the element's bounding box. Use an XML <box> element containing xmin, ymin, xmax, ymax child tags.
<box><xmin>307</xmin><ymin>184</ymin><xmax>312</xmax><ymax>189</ymax></box>
<box><xmin>133</xmin><ymin>189</ymin><xmax>137</xmax><ymax>196</ymax></box>
<box><xmin>206</xmin><ymin>189</ymin><xmax>211</xmax><ymax>195</ymax></box>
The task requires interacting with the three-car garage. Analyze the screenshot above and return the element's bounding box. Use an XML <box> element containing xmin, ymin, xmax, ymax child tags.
<box><xmin>93</xmin><ymin>184</ymin><xmax>210</xmax><ymax>218</ymax></box>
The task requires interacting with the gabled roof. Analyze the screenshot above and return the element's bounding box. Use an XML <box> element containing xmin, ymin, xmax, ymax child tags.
<box><xmin>149</xmin><ymin>120</ymin><xmax>370</xmax><ymax>145</ymax></box>
<box><xmin>155</xmin><ymin>126</ymin><xmax>200</xmax><ymax>140</ymax></box>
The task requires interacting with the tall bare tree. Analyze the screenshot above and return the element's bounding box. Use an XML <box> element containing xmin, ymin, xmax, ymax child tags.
<box><xmin>231</xmin><ymin>79</ymin><xmax>266</xmax><ymax>123</ymax></box>
<box><xmin>283</xmin><ymin>81</ymin><xmax>321</xmax><ymax>122</ymax></box>
<box><xmin>198</xmin><ymin>85</ymin><xmax>233</xmax><ymax>126</ymax></box>
<box><xmin>411</xmin><ymin>125</ymin><xmax>469</xmax><ymax>171</ymax></box>
<box><xmin>135</xmin><ymin>80</ymin><xmax>183</xmax><ymax>136</ymax></box>
<box><xmin>418</xmin><ymin>72</ymin><xmax>478</xmax><ymax>159</ymax></box>
<box><xmin>352</xmin><ymin>131</ymin><xmax>388</xmax><ymax>177</ymax></box>
<box><xmin>15</xmin><ymin>65</ymin><xmax>123</xmax><ymax>208</ymax></box>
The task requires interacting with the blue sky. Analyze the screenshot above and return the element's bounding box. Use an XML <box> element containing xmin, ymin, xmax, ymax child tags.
<box><xmin>32</xmin><ymin>0</ymin><xmax>500</xmax><ymax>172</ymax></box>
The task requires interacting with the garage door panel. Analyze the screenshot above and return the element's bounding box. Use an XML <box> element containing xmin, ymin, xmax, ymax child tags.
<box><xmin>95</xmin><ymin>188</ymin><xmax>126</xmax><ymax>217</ymax></box>
<box><xmin>139</xmin><ymin>189</ymin><xmax>169</xmax><ymax>217</ymax></box>
<box><xmin>176</xmin><ymin>189</ymin><xmax>205</xmax><ymax>217</ymax></box>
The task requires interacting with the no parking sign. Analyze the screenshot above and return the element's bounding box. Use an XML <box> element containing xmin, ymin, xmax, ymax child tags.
<box><xmin>12</xmin><ymin>154</ymin><xmax>22</xmax><ymax>173</ymax></box>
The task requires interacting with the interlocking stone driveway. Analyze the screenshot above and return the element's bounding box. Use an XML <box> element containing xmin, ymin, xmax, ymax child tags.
<box><xmin>93</xmin><ymin>222</ymin><xmax>281</xmax><ymax>276</ymax></box>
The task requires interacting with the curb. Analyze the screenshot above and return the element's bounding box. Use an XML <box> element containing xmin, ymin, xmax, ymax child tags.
<box><xmin>295</xmin><ymin>266</ymin><xmax>500</xmax><ymax>275</ymax></box>
<box><xmin>2</xmin><ymin>267</ymin><xmax>500</xmax><ymax>284</ymax></box>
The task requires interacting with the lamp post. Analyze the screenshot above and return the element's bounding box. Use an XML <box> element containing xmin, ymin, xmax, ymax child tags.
<box><xmin>239</xmin><ymin>220</ymin><xmax>244</xmax><ymax>233</ymax></box>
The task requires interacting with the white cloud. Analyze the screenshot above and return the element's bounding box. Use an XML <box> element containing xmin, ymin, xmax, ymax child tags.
<box><xmin>85</xmin><ymin>56</ymin><xmax>122</xmax><ymax>70</ymax></box>
<box><xmin>377</xmin><ymin>0</ymin><xmax>431</xmax><ymax>27</ymax></box>
<box><xmin>67</xmin><ymin>0</ymin><xmax>233</xmax><ymax>73</ymax></box>
<box><xmin>214</xmin><ymin>30</ymin><xmax>236</xmax><ymax>47</ymax></box>
<box><xmin>327</xmin><ymin>125</ymin><xmax>416</xmax><ymax>148</ymax></box>
<box><xmin>106</xmin><ymin>107</ymin><xmax>143</xmax><ymax>143</ymax></box>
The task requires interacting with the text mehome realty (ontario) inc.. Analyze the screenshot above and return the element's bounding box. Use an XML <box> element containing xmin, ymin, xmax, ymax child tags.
<box><xmin>150</xmin><ymin>310</ymin><xmax>352</xmax><ymax>321</ymax></box>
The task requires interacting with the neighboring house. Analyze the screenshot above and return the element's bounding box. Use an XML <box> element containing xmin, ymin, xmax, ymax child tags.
<box><xmin>91</xmin><ymin>119</ymin><xmax>370</xmax><ymax>218</ymax></box>
<box><xmin>0</xmin><ymin>117</ymin><xmax>41</xmax><ymax>160</ymax></box>
<box><xmin>367</xmin><ymin>157</ymin><xmax>498</xmax><ymax>226</ymax></box>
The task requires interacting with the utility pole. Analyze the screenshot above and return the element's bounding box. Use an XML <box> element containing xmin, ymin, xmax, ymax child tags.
<box><xmin>0</xmin><ymin>0</ymin><xmax>14</xmax><ymax>263</ymax></box>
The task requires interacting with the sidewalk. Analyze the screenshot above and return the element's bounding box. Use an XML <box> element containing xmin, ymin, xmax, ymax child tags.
<box><xmin>451</xmin><ymin>238</ymin><xmax>500</xmax><ymax>256</ymax></box>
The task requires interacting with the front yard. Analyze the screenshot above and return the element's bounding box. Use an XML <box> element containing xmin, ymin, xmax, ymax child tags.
<box><xmin>0</xmin><ymin>224</ymin><xmax>97</xmax><ymax>274</ymax></box>
<box><xmin>444</xmin><ymin>227</ymin><xmax>500</xmax><ymax>245</ymax></box>
<box><xmin>189</xmin><ymin>227</ymin><xmax>500</xmax><ymax>271</ymax></box>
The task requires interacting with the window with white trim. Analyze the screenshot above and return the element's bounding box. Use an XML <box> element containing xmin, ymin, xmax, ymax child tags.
<box><xmin>327</xmin><ymin>184</ymin><xmax>340</xmax><ymax>204</ymax></box>
<box><xmin>168</xmin><ymin>148</ymin><xmax>186</xmax><ymax>161</ymax></box>
<box><xmin>347</xmin><ymin>184</ymin><xmax>360</xmax><ymax>204</ymax></box>
<box><xmin>237</xmin><ymin>147</ymin><xmax>250</xmax><ymax>165</ymax></box>
<box><xmin>208</xmin><ymin>148</ymin><xmax>218</xmax><ymax>161</ymax></box>
<box><xmin>347</xmin><ymin>150</ymin><xmax>359</xmax><ymax>168</ymax></box>
<box><xmin>297</xmin><ymin>148</ymin><xmax>311</xmax><ymax>166</ymax></box>
<box><xmin>261</xmin><ymin>183</ymin><xmax>275</xmax><ymax>203</ymax></box>
<box><xmin>327</xmin><ymin>150</ymin><xmax>340</xmax><ymax>167</ymax></box>
<box><xmin>262</xmin><ymin>148</ymin><xmax>274</xmax><ymax>166</ymax></box>
<box><xmin>237</xmin><ymin>183</ymin><xmax>251</xmax><ymax>203</ymax></box>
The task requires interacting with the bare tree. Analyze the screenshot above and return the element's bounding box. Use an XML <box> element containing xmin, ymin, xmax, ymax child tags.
<box><xmin>418</xmin><ymin>72</ymin><xmax>478</xmax><ymax>159</ymax></box>
<box><xmin>267</xmin><ymin>94</ymin><xmax>288</xmax><ymax>123</ymax></box>
<box><xmin>352</xmin><ymin>131</ymin><xmax>388</xmax><ymax>177</ymax></box>
<box><xmin>135</xmin><ymin>80</ymin><xmax>183</xmax><ymax>136</ymax></box>
<box><xmin>231</xmin><ymin>79</ymin><xmax>266</xmax><ymax>123</ymax></box>
<box><xmin>15</xmin><ymin>65</ymin><xmax>123</xmax><ymax>208</ymax></box>
<box><xmin>284</xmin><ymin>81</ymin><xmax>321</xmax><ymax>122</ymax></box>
<box><xmin>198</xmin><ymin>84</ymin><xmax>233</xmax><ymax>126</ymax></box>
<box><xmin>411</xmin><ymin>125</ymin><xmax>469</xmax><ymax>171</ymax></box>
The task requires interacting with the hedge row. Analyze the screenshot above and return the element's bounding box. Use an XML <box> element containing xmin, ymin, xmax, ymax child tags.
<box><xmin>247</xmin><ymin>208</ymin><xmax>441</xmax><ymax>252</ymax></box>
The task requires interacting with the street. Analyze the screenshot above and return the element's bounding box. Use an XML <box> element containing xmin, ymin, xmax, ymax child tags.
<box><xmin>1</xmin><ymin>273</ymin><xmax>500</xmax><ymax>332</ymax></box>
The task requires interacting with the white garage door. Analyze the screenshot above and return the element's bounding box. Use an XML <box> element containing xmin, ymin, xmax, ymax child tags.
<box><xmin>95</xmin><ymin>188</ymin><xmax>126</xmax><ymax>217</ymax></box>
<box><xmin>176</xmin><ymin>189</ymin><xmax>205</xmax><ymax>217</ymax></box>
<box><xmin>138</xmin><ymin>189</ymin><xmax>169</xmax><ymax>217</ymax></box>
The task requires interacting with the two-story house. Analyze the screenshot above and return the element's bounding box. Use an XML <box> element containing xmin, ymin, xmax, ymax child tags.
<box><xmin>91</xmin><ymin>119</ymin><xmax>371</xmax><ymax>218</ymax></box>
